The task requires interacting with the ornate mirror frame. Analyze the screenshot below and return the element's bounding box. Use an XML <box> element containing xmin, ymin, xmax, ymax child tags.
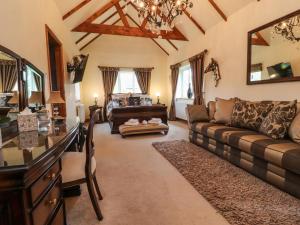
<box><xmin>247</xmin><ymin>9</ymin><xmax>300</xmax><ymax>85</ymax></box>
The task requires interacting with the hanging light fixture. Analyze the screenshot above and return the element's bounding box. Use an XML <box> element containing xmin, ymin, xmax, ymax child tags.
<box><xmin>274</xmin><ymin>15</ymin><xmax>300</xmax><ymax>42</ymax></box>
<box><xmin>125</xmin><ymin>0</ymin><xmax>193</xmax><ymax>35</ymax></box>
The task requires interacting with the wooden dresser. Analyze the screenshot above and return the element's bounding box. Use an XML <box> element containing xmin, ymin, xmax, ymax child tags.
<box><xmin>0</xmin><ymin>118</ymin><xmax>80</xmax><ymax>225</ymax></box>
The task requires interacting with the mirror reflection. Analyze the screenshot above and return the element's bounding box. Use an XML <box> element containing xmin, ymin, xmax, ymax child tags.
<box><xmin>24</xmin><ymin>65</ymin><xmax>44</xmax><ymax>111</ymax></box>
<box><xmin>249</xmin><ymin>12</ymin><xmax>300</xmax><ymax>83</ymax></box>
<box><xmin>0</xmin><ymin>50</ymin><xmax>19</xmax><ymax>121</ymax></box>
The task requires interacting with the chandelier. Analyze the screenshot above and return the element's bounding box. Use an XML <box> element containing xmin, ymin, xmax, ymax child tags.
<box><xmin>274</xmin><ymin>15</ymin><xmax>300</xmax><ymax>42</ymax></box>
<box><xmin>126</xmin><ymin>0</ymin><xmax>193</xmax><ymax>34</ymax></box>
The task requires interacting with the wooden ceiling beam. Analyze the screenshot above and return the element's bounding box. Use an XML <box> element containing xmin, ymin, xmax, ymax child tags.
<box><xmin>80</xmin><ymin>18</ymin><xmax>122</xmax><ymax>51</ymax></box>
<box><xmin>73</xmin><ymin>23</ymin><xmax>187</xmax><ymax>41</ymax></box>
<box><xmin>76</xmin><ymin>3</ymin><xmax>129</xmax><ymax>44</ymax></box>
<box><xmin>73</xmin><ymin>0</ymin><xmax>120</xmax><ymax>31</ymax></box>
<box><xmin>126</xmin><ymin>14</ymin><xmax>169</xmax><ymax>56</ymax></box>
<box><xmin>208</xmin><ymin>0</ymin><xmax>227</xmax><ymax>21</ymax></box>
<box><xmin>252</xmin><ymin>32</ymin><xmax>269</xmax><ymax>46</ymax></box>
<box><xmin>183</xmin><ymin>10</ymin><xmax>205</xmax><ymax>34</ymax></box>
<box><xmin>63</xmin><ymin>0</ymin><xmax>92</xmax><ymax>20</ymax></box>
<box><xmin>115</xmin><ymin>2</ymin><xmax>130</xmax><ymax>27</ymax></box>
<box><xmin>167</xmin><ymin>40</ymin><xmax>178</xmax><ymax>51</ymax></box>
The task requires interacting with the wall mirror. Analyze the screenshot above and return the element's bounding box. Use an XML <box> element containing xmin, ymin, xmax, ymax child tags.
<box><xmin>23</xmin><ymin>60</ymin><xmax>45</xmax><ymax>111</ymax></box>
<box><xmin>247</xmin><ymin>10</ymin><xmax>300</xmax><ymax>85</ymax></box>
<box><xmin>0</xmin><ymin>45</ymin><xmax>21</xmax><ymax>121</ymax></box>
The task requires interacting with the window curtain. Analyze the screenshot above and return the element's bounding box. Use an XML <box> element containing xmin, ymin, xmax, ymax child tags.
<box><xmin>99</xmin><ymin>66</ymin><xmax>119</xmax><ymax>121</ymax></box>
<box><xmin>133</xmin><ymin>68</ymin><xmax>153</xmax><ymax>94</ymax></box>
<box><xmin>189</xmin><ymin>50</ymin><xmax>207</xmax><ymax>105</ymax></box>
<box><xmin>169</xmin><ymin>63</ymin><xmax>180</xmax><ymax>121</ymax></box>
<box><xmin>33</xmin><ymin>73</ymin><xmax>42</xmax><ymax>91</ymax></box>
<box><xmin>0</xmin><ymin>60</ymin><xmax>18</xmax><ymax>92</ymax></box>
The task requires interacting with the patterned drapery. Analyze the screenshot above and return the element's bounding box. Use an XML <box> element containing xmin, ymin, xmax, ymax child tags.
<box><xmin>169</xmin><ymin>63</ymin><xmax>180</xmax><ymax>121</ymax></box>
<box><xmin>0</xmin><ymin>60</ymin><xmax>18</xmax><ymax>92</ymax></box>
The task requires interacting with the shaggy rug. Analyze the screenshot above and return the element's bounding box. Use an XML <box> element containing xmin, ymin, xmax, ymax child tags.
<box><xmin>152</xmin><ymin>140</ymin><xmax>300</xmax><ymax>225</ymax></box>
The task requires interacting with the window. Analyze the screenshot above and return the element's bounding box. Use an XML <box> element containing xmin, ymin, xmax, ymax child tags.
<box><xmin>250</xmin><ymin>71</ymin><xmax>262</xmax><ymax>81</ymax></box>
<box><xmin>75</xmin><ymin>82</ymin><xmax>81</xmax><ymax>101</ymax></box>
<box><xmin>113</xmin><ymin>70</ymin><xmax>142</xmax><ymax>93</ymax></box>
<box><xmin>176</xmin><ymin>64</ymin><xmax>193</xmax><ymax>99</ymax></box>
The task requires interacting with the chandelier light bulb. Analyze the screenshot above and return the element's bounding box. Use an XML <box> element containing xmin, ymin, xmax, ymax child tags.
<box><xmin>139</xmin><ymin>1</ymin><xmax>145</xmax><ymax>8</ymax></box>
<box><xmin>151</xmin><ymin>5</ymin><xmax>156</xmax><ymax>11</ymax></box>
<box><xmin>176</xmin><ymin>0</ymin><xmax>181</xmax><ymax>6</ymax></box>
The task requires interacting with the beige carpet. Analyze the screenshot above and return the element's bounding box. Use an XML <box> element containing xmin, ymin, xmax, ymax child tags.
<box><xmin>65</xmin><ymin>121</ymin><xmax>229</xmax><ymax>225</ymax></box>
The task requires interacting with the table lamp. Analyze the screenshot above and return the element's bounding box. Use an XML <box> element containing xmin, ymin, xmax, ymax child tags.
<box><xmin>8</xmin><ymin>91</ymin><xmax>19</xmax><ymax>112</ymax></box>
<box><xmin>28</xmin><ymin>91</ymin><xmax>43</xmax><ymax>111</ymax></box>
<box><xmin>47</xmin><ymin>91</ymin><xmax>65</xmax><ymax>119</ymax></box>
<box><xmin>156</xmin><ymin>92</ymin><xmax>160</xmax><ymax>104</ymax></box>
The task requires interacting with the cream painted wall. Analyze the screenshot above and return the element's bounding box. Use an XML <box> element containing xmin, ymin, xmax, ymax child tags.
<box><xmin>167</xmin><ymin>0</ymin><xmax>300</xmax><ymax>104</ymax></box>
<box><xmin>0</xmin><ymin>0</ymin><xmax>79</xmax><ymax>117</ymax></box>
<box><xmin>81</xmin><ymin>35</ymin><xmax>168</xmax><ymax>117</ymax></box>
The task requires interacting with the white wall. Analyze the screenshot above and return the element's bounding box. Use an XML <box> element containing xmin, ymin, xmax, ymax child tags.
<box><xmin>167</xmin><ymin>0</ymin><xmax>300</xmax><ymax>104</ymax></box>
<box><xmin>0</xmin><ymin>0</ymin><xmax>79</xmax><ymax>117</ymax></box>
<box><xmin>81</xmin><ymin>35</ymin><xmax>168</xmax><ymax>118</ymax></box>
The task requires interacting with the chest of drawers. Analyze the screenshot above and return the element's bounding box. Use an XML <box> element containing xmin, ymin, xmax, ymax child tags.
<box><xmin>0</xmin><ymin>119</ymin><xmax>80</xmax><ymax>225</ymax></box>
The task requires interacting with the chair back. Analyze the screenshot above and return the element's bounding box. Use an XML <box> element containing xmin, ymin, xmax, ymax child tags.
<box><xmin>85</xmin><ymin>109</ymin><xmax>99</xmax><ymax>176</ymax></box>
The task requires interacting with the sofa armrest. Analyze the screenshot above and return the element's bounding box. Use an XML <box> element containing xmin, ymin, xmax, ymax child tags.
<box><xmin>185</xmin><ymin>104</ymin><xmax>209</xmax><ymax>129</ymax></box>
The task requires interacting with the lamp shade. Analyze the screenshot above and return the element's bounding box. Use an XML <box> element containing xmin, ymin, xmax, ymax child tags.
<box><xmin>29</xmin><ymin>91</ymin><xmax>43</xmax><ymax>104</ymax></box>
<box><xmin>47</xmin><ymin>91</ymin><xmax>65</xmax><ymax>104</ymax></box>
<box><xmin>8</xmin><ymin>91</ymin><xmax>19</xmax><ymax>104</ymax></box>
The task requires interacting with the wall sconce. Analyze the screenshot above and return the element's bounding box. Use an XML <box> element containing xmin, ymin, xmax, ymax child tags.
<box><xmin>93</xmin><ymin>93</ymin><xmax>99</xmax><ymax>106</ymax></box>
<box><xmin>156</xmin><ymin>92</ymin><xmax>160</xmax><ymax>105</ymax></box>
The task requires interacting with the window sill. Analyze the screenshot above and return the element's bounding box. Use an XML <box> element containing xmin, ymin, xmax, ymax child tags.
<box><xmin>176</xmin><ymin>98</ymin><xmax>194</xmax><ymax>101</ymax></box>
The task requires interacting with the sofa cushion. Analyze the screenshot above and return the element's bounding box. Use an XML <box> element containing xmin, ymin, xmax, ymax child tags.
<box><xmin>186</xmin><ymin>104</ymin><xmax>209</xmax><ymax>123</ymax></box>
<box><xmin>260</xmin><ymin>100</ymin><xmax>297</xmax><ymax>139</ymax></box>
<box><xmin>231</xmin><ymin>100</ymin><xmax>274</xmax><ymax>131</ymax></box>
<box><xmin>191</xmin><ymin>122</ymin><xmax>251</xmax><ymax>143</ymax></box>
<box><xmin>214</xmin><ymin>98</ymin><xmax>236</xmax><ymax>124</ymax></box>
<box><xmin>289</xmin><ymin>112</ymin><xmax>300</xmax><ymax>144</ymax></box>
<box><xmin>227</xmin><ymin>131</ymin><xmax>300</xmax><ymax>175</ymax></box>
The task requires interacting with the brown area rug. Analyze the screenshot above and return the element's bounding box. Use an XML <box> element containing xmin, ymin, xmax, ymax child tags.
<box><xmin>152</xmin><ymin>140</ymin><xmax>300</xmax><ymax>225</ymax></box>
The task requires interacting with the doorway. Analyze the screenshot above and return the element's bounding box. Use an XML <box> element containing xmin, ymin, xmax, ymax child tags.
<box><xmin>45</xmin><ymin>25</ymin><xmax>66</xmax><ymax>117</ymax></box>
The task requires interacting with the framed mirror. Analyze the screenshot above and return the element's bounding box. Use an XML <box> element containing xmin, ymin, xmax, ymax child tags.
<box><xmin>22</xmin><ymin>59</ymin><xmax>45</xmax><ymax>112</ymax></box>
<box><xmin>247</xmin><ymin>9</ymin><xmax>300</xmax><ymax>85</ymax></box>
<box><xmin>0</xmin><ymin>45</ymin><xmax>22</xmax><ymax>120</ymax></box>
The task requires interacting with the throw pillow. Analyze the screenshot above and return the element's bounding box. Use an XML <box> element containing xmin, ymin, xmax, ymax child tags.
<box><xmin>214</xmin><ymin>98</ymin><xmax>237</xmax><ymax>124</ymax></box>
<box><xmin>289</xmin><ymin>112</ymin><xmax>300</xmax><ymax>144</ymax></box>
<box><xmin>260</xmin><ymin>100</ymin><xmax>297</xmax><ymax>139</ymax></box>
<box><xmin>186</xmin><ymin>104</ymin><xmax>209</xmax><ymax>123</ymax></box>
<box><xmin>231</xmin><ymin>100</ymin><xmax>275</xmax><ymax>131</ymax></box>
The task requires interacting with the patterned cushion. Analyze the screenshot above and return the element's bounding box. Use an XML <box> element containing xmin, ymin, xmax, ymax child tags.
<box><xmin>231</xmin><ymin>100</ymin><xmax>274</xmax><ymax>131</ymax></box>
<box><xmin>260</xmin><ymin>101</ymin><xmax>297</xmax><ymax>139</ymax></box>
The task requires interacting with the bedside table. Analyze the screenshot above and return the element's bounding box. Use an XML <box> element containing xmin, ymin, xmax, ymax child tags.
<box><xmin>88</xmin><ymin>105</ymin><xmax>103</xmax><ymax>123</ymax></box>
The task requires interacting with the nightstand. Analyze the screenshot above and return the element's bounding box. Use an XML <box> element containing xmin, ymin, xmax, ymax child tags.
<box><xmin>88</xmin><ymin>105</ymin><xmax>103</xmax><ymax>123</ymax></box>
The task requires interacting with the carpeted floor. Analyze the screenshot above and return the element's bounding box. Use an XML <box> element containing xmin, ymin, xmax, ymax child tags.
<box><xmin>65</xmin><ymin>122</ymin><xmax>229</xmax><ymax>225</ymax></box>
<box><xmin>152</xmin><ymin>140</ymin><xmax>300</xmax><ymax>225</ymax></box>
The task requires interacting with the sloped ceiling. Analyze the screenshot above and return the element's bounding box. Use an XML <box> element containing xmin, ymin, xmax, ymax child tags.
<box><xmin>54</xmin><ymin>0</ymin><xmax>256</xmax><ymax>55</ymax></box>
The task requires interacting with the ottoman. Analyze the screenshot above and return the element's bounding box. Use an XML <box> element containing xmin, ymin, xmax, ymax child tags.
<box><xmin>119</xmin><ymin>123</ymin><xmax>169</xmax><ymax>137</ymax></box>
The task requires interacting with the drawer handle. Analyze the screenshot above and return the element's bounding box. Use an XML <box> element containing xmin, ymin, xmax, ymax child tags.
<box><xmin>46</xmin><ymin>173</ymin><xmax>56</xmax><ymax>180</ymax></box>
<box><xmin>48</xmin><ymin>198</ymin><xmax>57</xmax><ymax>206</ymax></box>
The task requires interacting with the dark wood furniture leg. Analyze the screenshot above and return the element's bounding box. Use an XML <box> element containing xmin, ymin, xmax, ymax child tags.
<box><xmin>86</xmin><ymin>176</ymin><xmax>103</xmax><ymax>220</ymax></box>
<box><xmin>93</xmin><ymin>173</ymin><xmax>103</xmax><ymax>200</ymax></box>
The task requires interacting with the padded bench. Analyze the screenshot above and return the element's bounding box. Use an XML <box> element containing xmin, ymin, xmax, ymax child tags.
<box><xmin>119</xmin><ymin>123</ymin><xmax>169</xmax><ymax>137</ymax></box>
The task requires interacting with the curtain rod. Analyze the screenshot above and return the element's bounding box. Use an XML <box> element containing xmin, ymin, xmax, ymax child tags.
<box><xmin>172</xmin><ymin>49</ymin><xmax>208</xmax><ymax>67</ymax></box>
<box><xmin>98</xmin><ymin>66</ymin><xmax>154</xmax><ymax>70</ymax></box>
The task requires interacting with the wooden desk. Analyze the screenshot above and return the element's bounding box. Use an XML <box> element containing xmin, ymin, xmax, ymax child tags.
<box><xmin>0</xmin><ymin>118</ymin><xmax>80</xmax><ymax>225</ymax></box>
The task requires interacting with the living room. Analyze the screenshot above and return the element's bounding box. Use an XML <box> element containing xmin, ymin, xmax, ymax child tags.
<box><xmin>0</xmin><ymin>1</ymin><xmax>300</xmax><ymax>225</ymax></box>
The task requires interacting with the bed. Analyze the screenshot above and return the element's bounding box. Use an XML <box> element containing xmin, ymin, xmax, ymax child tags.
<box><xmin>107</xmin><ymin>104</ymin><xmax>168</xmax><ymax>134</ymax></box>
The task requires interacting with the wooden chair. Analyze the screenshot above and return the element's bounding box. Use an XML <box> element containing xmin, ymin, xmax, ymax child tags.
<box><xmin>61</xmin><ymin>110</ymin><xmax>103</xmax><ymax>220</ymax></box>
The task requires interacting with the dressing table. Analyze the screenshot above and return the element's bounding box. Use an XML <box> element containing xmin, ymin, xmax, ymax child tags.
<box><xmin>0</xmin><ymin>118</ymin><xmax>80</xmax><ymax>225</ymax></box>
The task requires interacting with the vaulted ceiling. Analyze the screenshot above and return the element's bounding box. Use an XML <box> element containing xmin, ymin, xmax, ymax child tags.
<box><xmin>54</xmin><ymin>0</ymin><xmax>256</xmax><ymax>55</ymax></box>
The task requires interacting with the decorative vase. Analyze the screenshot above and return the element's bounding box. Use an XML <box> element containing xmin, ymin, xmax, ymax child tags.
<box><xmin>187</xmin><ymin>83</ymin><xmax>193</xmax><ymax>99</ymax></box>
